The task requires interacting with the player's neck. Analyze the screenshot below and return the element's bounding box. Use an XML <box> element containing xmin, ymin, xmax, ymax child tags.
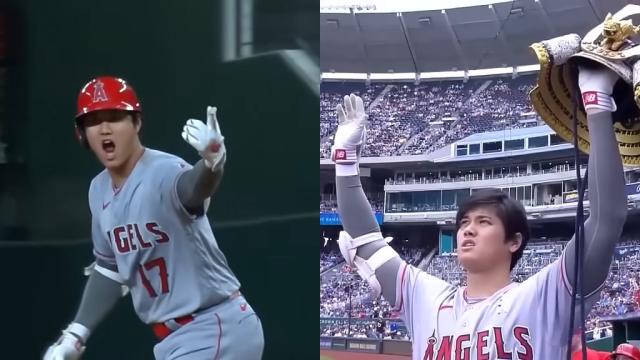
<box><xmin>108</xmin><ymin>144</ymin><xmax>145</xmax><ymax>189</ymax></box>
<box><xmin>465</xmin><ymin>267</ymin><xmax>512</xmax><ymax>299</ymax></box>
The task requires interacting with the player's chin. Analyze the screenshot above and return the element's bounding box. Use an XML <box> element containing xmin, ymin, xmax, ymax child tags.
<box><xmin>99</xmin><ymin>152</ymin><xmax>121</xmax><ymax>168</ymax></box>
<box><xmin>457</xmin><ymin>253</ymin><xmax>479</xmax><ymax>269</ymax></box>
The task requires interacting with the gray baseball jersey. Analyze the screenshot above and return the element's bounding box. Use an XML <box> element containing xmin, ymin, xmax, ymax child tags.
<box><xmin>89</xmin><ymin>148</ymin><xmax>241</xmax><ymax>324</ymax></box>
<box><xmin>394</xmin><ymin>254</ymin><xmax>601</xmax><ymax>360</ymax></box>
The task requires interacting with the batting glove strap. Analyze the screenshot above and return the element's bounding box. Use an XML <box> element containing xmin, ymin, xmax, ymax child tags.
<box><xmin>44</xmin><ymin>333</ymin><xmax>85</xmax><ymax>360</ymax></box>
<box><xmin>578</xmin><ymin>65</ymin><xmax>619</xmax><ymax>114</ymax></box>
<box><xmin>581</xmin><ymin>91</ymin><xmax>617</xmax><ymax>114</ymax></box>
<box><xmin>331</xmin><ymin>146</ymin><xmax>358</xmax><ymax>163</ymax></box>
<box><xmin>65</xmin><ymin>323</ymin><xmax>90</xmax><ymax>344</ymax></box>
<box><xmin>202</xmin><ymin>144</ymin><xmax>226</xmax><ymax>172</ymax></box>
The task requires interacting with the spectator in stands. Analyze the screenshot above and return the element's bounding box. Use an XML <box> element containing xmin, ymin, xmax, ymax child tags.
<box><xmin>320</xmin><ymin>76</ymin><xmax>538</xmax><ymax>158</ymax></box>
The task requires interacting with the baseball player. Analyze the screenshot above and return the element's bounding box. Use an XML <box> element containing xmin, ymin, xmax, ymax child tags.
<box><xmin>331</xmin><ymin>65</ymin><xmax>628</xmax><ymax>358</ymax></box>
<box><xmin>43</xmin><ymin>76</ymin><xmax>264</xmax><ymax>360</ymax></box>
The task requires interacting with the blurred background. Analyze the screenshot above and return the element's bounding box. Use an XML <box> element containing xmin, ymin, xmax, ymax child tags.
<box><xmin>0</xmin><ymin>0</ymin><xmax>318</xmax><ymax>358</ymax></box>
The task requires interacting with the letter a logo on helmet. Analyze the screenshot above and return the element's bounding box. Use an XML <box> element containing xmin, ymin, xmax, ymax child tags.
<box><xmin>92</xmin><ymin>80</ymin><xmax>109</xmax><ymax>103</ymax></box>
<box><xmin>75</xmin><ymin>76</ymin><xmax>142</xmax><ymax>119</ymax></box>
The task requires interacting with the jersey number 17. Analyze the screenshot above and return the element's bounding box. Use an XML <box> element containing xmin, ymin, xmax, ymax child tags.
<box><xmin>138</xmin><ymin>257</ymin><xmax>170</xmax><ymax>297</ymax></box>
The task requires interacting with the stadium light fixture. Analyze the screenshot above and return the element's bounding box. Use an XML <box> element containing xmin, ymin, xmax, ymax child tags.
<box><xmin>510</xmin><ymin>7</ymin><xmax>524</xmax><ymax>16</ymax></box>
<box><xmin>418</xmin><ymin>17</ymin><xmax>431</xmax><ymax>25</ymax></box>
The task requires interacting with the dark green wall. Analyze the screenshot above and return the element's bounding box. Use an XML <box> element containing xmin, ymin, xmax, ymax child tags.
<box><xmin>2</xmin><ymin>0</ymin><xmax>319</xmax><ymax>359</ymax></box>
<box><xmin>4</xmin><ymin>216</ymin><xmax>318</xmax><ymax>359</ymax></box>
<box><xmin>15</xmin><ymin>0</ymin><xmax>223</xmax><ymax>240</ymax></box>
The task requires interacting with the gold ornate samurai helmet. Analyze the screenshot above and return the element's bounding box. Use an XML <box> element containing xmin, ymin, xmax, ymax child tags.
<box><xmin>529</xmin><ymin>5</ymin><xmax>640</xmax><ymax>165</ymax></box>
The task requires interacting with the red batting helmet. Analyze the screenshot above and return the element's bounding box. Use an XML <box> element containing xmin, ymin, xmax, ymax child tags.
<box><xmin>76</xmin><ymin>76</ymin><xmax>141</xmax><ymax>118</ymax></box>
<box><xmin>74</xmin><ymin>76</ymin><xmax>142</xmax><ymax>146</ymax></box>
<box><xmin>610</xmin><ymin>343</ymin><xmax>640</xmax><ymax>360</ymax></box>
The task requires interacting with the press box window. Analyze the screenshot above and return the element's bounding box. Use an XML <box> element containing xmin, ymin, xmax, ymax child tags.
<box><xmin>456</xmin><ymin>144</ymin><xmax>468</xmax><ymax>156</ymax></box>
<box><xmin>550</xmin><ymin>134</ymin><xmax>565</xmax><ymax>146</ymax></box>
<box><xmin>482</xmin><ymin>141</ymin><xmax>502</xmax><ymax>153</ymax></box>
<box><xmin>528</xmin><ymin>135</ymin><xmax>548</xmax><ymax>148</ymax></box>
<box><xmin>504</xmin><ymin>139</ymin><xmax>525</xmax><ymax>151</ymax></box>
<box><xmin>469</xmin><ymin>144</ymin><xmax>480</xmax><ymax>155</ymax></box>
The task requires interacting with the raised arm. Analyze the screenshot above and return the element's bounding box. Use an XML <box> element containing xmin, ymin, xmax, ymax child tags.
<box><xmin>563</xmin><ymin>64</ymin><xmax>628</xmax><ymax>297</ymax></box>
<box><xmin>333</xmin><ymin>94</ymin><xmax>403</xmax><ymax>304</ymax></box>
<box><xmin>177</xmin><ymin>160</ymin><xmax>224</xmax><ymax>215</ymax></box>
<box><xmin>178</xmin><ymin>106</ymin><xmax>227</xmax><ymax>215</ymax></box>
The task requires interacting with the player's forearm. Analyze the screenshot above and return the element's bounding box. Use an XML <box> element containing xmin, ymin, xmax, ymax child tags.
<box><xmin>177</xmin><ymin>159</ymin><xmax>224</xmax><ymax>211</ymax></box>
<box><xmin>564</xmin><ymin>111</ymin><xmax>627</xmax><ymax>295</ymax></box>
<box><xmin>336</xmin><ymin>173</ymin><xmax>402</xmax><ymax>303</ymax></box>
<box><xmin>336</xmin><ymin>173</ymin><xmax>380</xmax><ymax>236</ymax></box>
<box><xmin>73</xmin><ymin>270</ymin><xmax>124</xmax><ymax>332</ymax></box>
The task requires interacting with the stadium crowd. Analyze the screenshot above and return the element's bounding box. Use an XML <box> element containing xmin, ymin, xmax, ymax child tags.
<box><xmin>320</xmin><ymin>250</ymin><xmax>342</xmax><ymax>273</ymax></box>
<box><xmin>320</xmin><ymin>75</ymin><xmax>538</xmax><ymax>158</ymax></box>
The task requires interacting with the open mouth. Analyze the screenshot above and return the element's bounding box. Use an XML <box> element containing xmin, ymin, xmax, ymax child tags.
<box><xmin>102</xmin><ymin>139</ymin><xmax>116</xmax><ymax>153</ymax></box>
<box><xmin>461</xmin><ymin>239</ymin><xmax>475</xmax><ymax>249</ymax></box>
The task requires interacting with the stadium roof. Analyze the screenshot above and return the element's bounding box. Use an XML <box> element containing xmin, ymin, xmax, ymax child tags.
<box><xmin>320</xmin><ymin>0</ymin><xmax>638</xmax><ymax>73</ymax></box>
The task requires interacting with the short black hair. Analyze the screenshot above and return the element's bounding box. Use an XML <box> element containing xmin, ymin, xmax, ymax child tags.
<box><xmin>76</xmin><ymin>110</ymin><xmax>141</xmax><ymax>129</ymax></box>
<box><xmin>455</xmin><ymin>188</ymin><xmax>530</xmax><ymax>271</ymax></box>
<box><xmin>75</xmin><ymin>110</ymin><xmax>141</xmax><ymax>148</ymax></box>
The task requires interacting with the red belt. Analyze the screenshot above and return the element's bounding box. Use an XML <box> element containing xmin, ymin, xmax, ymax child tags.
<box><xmin>151</xmin><ymin>291</ymin><xmax>242</xmax><ymax>340</ymax></box>
<box><xmin>152</xmin><ymin>314</ymin><xmax>194</xmax><ymax>340</ymax></box>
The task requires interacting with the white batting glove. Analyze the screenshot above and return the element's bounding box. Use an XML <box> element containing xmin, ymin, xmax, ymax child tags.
<box><xmin>578</xmin><ymin>65</ymin><xmax>620</xmax><ymax>114</ymax></box>
<box><xmin>331</xmin><ymin>94</ymin><xmax>367</xmax><ymax>166</ymax></box>
<box><xmin>43</xmin><ymin>323</ymin><xmax>89</xmax><ymax>360</ymax></box>
<box><xmin>182</xmin><ymin>106</ymin><xmax>227</xmax><ymax>171</ymax></box>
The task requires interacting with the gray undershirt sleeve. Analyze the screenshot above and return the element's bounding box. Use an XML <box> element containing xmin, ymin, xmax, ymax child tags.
<box><xmin>72</xmin><ymin>269</ymin><xmax>124</xmax><ymax>332</ymax></box>
<box><xmin>176</xmin><ymin>159</ymin><xmax>224</xmax><ymax>216</ymax></box>
<box><xmin>336</xmin><ymin>175</ymin><xmax>403</xmax><ymax>305</ymax></box>
<box><xmin>563</xmin><ymin>111</ymin><xmax>628</xmax><ymax>296</ymax></box>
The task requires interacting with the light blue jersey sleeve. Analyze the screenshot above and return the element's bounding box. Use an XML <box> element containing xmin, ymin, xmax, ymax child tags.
<box><xmin>89</xmin><ymin>177</ymin><xmax>117</xmax><ymax>266</ymax></box>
